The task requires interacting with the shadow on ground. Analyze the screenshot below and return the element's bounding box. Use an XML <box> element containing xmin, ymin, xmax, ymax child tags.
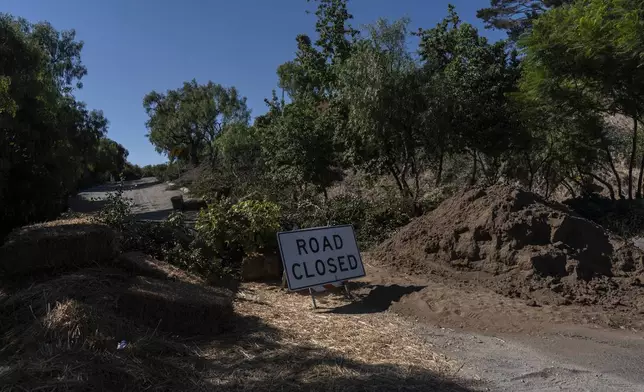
<box><xmin>133</xmin><ymin>208</ymin><xmax>176</xmax><ymax>221</ymax></box>
<box><xmin>0</xmin><ymin>270</ymin><xmax>474</xmax><ymax>392</ymax></box>
<box><xmin>328</xmin><ymin>284</ymin><xmax>426</xmax><ymax>314</ymax></box>
<box><xmin>67</xmin><ymin>196</ymin><xmax>109</xmax><ymax>214</ymax></box>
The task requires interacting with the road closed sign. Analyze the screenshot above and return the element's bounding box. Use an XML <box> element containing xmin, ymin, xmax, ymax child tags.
<box><xmin>277</xmin><ymin>225</ymin><xmax>365</xmax><ymax>291</ymax></box>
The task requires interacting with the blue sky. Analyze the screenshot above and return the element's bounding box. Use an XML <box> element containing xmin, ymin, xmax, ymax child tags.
<box><xmin>3</xmin><ymin>1</ymin><xmax>504</xmax><ymax>165</ymax></box>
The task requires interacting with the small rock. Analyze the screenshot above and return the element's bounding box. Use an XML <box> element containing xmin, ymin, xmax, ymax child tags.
<box><xmin>526</xmin><ymin>299</ymin><xmax>539</xmax><ymax>307</ymax></box>
<box><xmin>555</xmin><ymin>297</ymin><xmax>572</xmax><ymax>306</ymax></box>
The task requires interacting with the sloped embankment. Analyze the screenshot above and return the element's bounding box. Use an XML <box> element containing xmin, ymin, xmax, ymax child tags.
<box><xmin>373</xmin><ymin>186</ymin><xmax>644</xmax><ymax>311</ymax></box>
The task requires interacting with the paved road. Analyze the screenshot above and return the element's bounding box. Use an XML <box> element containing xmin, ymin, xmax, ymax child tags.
<box><xmin>71</xmin><ymin>177</ymin><xmax>183</xmax><ymax>221</ymax></box>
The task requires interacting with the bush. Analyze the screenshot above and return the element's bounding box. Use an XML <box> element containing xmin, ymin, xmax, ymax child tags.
<box><xmin>281</xmin><ymin>193</ymin><xmax>412</xmax><ymax>248</ymax></box>
<box><xmin>95</xmin><ymin>187</ymin><xmax>134</xmax><ymax>230</ymax></box>
<box><xmin>195</xmin><ymin>199</ymin><xmax>281</xmax><ymax>263</ymax></box>
<box><xmin>141</xmin><ymin>162</ymin><xmax>188</xmax><ymax>182</ymax></box>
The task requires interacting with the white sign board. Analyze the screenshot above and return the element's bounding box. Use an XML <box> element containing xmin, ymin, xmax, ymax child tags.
<box><xmin>277</xmin><ymin>225</ymin><xmax>366</xmax><ymax>291</ymax></box>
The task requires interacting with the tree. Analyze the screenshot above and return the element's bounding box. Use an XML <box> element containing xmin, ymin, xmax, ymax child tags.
<box><xmin>520</xmin><ymin>0</ymin><xmax>644</xmax><ymax>199</ymax></box>
<box><xmin>477</xmin><ymin>0</ymin><xmax>572</xmax><ymax>41</ymax></box>
<box><xmin>94</xmin><ymin>138</ymin><xmax>129</xmax><ymax>181</ymax></box>
<box><xmin>338</xmin><ymin>18</ymin><xmax>423</xmax><ymax>197</ymax></box>
<box><xmin>260</xmin><ymin>99</ymin><xmax>342</xmax><ymax>198</ymax></box>
<box><xmin>417</xmin><ymin>6</ymin><xmax>519</xmax><ymax>185</ymax></box>
<box><xmin>143</xmin><ymin>80</ymin><xmax>250</xmax><ymax>166</ymax></box>
<box><xmin>277</xmin><ymin>0</ymin><xmax>358</xmax><ymax>101</ymax></box>
<box><xmin>0</xmin><ymin>14</ymin><xmax>111</xmax><ymax>236</ymax></box>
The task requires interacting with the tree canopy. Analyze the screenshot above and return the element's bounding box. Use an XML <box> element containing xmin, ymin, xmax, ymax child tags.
<box><xmin>0</xmin><ymin>13</ymin><xmax>138</xmax><ymax>237</ymax></box>
<box><xmin>144</xmin><ymin>80</ymin><xmax>250</xmax><ymax>166</ymax></box>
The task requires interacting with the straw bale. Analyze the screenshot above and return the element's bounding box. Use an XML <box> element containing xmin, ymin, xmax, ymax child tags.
<box><xmin>0</xmin><ymin>218</ymin><xmax>118</xmax><ymax>276</ymax></box>
<box><xmin>117</xmin><ymin>276</ymin><xmax>234</xmax><ymax>335</ymax></box>
<box><xmin>117</xmin><ymin>251</ymin><xmax>205</xmax><ymax>285</ymax></box>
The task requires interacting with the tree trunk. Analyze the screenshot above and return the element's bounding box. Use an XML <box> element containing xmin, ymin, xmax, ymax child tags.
<box><xmin>628</xmin><ymin>115</ymin><xmax>638</xmax><ymax>200</ymax></box>
<box><xmin>435</xmin><ymin>149</ymin><xmax>444</xmax><ymax>187</ymax></box>
<box><xmin>543</xmin><ymin>162</ymin><xmax>552</xmax><ymax>198</ymax></box>
<box><xmin>637</xmin><ymin>128</ymin><xmax>644</xmax><ymax>198</ymax></box>
<box><xmin>189</xmin><ymin>143</ymin><xmax>200</xmax><ymax>167</ymax></box>
<box><xmin>387</xmin><ymin>165</ymin><xmax>405</xmax><ymax>196</ymax></box>
<box><xmin>603</xmin><ymin>143</ymin><xmax>624</xmax><ymax>199</ymax></box>
<box><xmin>469</xmin><ymin>150</ymin><xmax>478</xmax><ymax>186</ymax></box>
<box><xmin>561</xmin><ymin>179</ymin><xmax>577</xmax><ymax>198</ymax></box>
<box><xmin>411</xmin><ymin>157</ymin><xmax>421</xmax><ymax>200</ymax></box>
<box><xmin>524</xmin><ymin>151</ymin><xmax>535</xmax><ymax>191</ymax></box>
<box><xmin>585</xmin><ymin>172</ymin><xmax>616</xmax><ymax>201</ymax></box>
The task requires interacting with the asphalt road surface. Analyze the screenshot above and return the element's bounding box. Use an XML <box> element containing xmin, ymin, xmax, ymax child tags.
<box><xmin>71</xmin><ymin>177</ymin><xmax>183</xmax><ymax>221</ymax></box>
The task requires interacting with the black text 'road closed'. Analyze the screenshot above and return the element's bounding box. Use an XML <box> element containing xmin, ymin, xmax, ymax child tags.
<box><xmin>277</xmin><ymin>225</ymin><xmax>365</xmax><ymax>291</ymax></box>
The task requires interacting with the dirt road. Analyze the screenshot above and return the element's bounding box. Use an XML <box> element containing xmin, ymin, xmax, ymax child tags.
<box><xmin>70</xmin><ymin>177</ymin><xmax>182</xmax><ymax>220</ymax></box>
<box><xmin>356</xmin><ymin>265</ymin><xmax>644</xmax><ymax>391</ymax></box>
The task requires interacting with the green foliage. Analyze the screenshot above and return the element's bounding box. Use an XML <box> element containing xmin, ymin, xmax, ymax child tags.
<box><xmin>281</xmin><ymin>193</ymin><xmax>412</xmax><ymax>248</ymax></box>
<box><xmin>144</xmin><ymin>80</ymin><xmax>250</xmax><ymax>166</ymax></box>
<box><xmin>195</xmin><ymin>200</ymin><xmax>281</xmax><ymax>262</ymax></box>
<box><xmin>0</xmin><ymin>14</ymin><xmax>113</xmax><ymax>237</ymax></box>
<box><xmin>140</xmin><ymin>162</ymin><xmax>186</xmax><ymax>181</ymax></box>
<box><xmin>477</xmin><ymin>0</ymin><xmax>572</xmax><ymax>41</ymax></box>
<box><xmin>520</xmin><ymin>0</ymin><xmax>644</xmax><ymax>199</ymax></box>
<box><xmin>260</xmin><ymin>99</ymin><xmax>343</xmax><ymax>194</ymax></box>
<box><xmin>338</xmin><ymin>18</ymin><xmax>423</xmax><ymax>197</ymax></box>
<box><xmin>95</xmin><ymin>186</ymin><xmax>134</xmax><ymax>230</ymax></box>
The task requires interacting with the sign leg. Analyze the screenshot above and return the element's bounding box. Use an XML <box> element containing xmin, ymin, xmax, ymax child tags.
<box><xmin>309</xmin><ymin>288</ymin><xmax>317</xmax><ymax>309</ymax></box>
<box><xmin>344</xmin><ymin>283</ymin><xmax>353</xmax><ymax>300</ymax></box>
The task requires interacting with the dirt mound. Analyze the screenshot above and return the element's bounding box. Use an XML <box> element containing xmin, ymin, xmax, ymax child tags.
<box><xmin>373</xmin><ymin>186</ymin><xmax>644</xmax><ymax>310</ymax></box>
<box><xmin>0</xmin><ymin>217</ymin><xmax>118</xmax><ymax>277</ymax></box>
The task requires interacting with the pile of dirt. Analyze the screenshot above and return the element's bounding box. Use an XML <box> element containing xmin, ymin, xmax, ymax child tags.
<box><xmin>373</xmin><ymin>186</ymin><xmax>644</xmax><ymax>311</ymax></box>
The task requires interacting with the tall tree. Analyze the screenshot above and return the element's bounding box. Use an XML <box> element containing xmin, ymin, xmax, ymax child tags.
<box><xmin>338</xmin><ymin>18</ymin><xmax>423</xmax><ymax>197</ymax></box>
<box><xmin>417</xmin><ymin>6</ymin><xmax>519</xmax><ymax>185</ymax></box>
<box><xmin>143</xmin><ymin>80</ymin><xmax>250</xmax><ymax>166</ymax></box>
<box><xmin>277</xmin><ymin>0</ymin><xmax>358</xmax><ymax>101</ymax></box>
<box><xmin>477</xmin><ymin>0</ymin><xmax>572</xmax><ymax>41</ymax></box>
<box><xmin>0</xmin><ymin>13</ymin><xmax>109</xmax><ymax>236</ymax></box>
<box><xmin>520</xmin><ymin>0</ymin><xmax>644</xmax><ymax>199</ymax></box>
<box><xmin>261</xmin><ymin>99</ymin><xmax>342</xmax><ymax>198</ymax></box>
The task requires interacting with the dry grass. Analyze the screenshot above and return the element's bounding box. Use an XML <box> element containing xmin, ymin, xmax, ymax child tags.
<box><xmin>235</xmin><ymin>283</ymin><xmax>452</xmax><ymax>371</ymax></box>
<box><xmin>0</xmin><ymin>217</ymin><xmax>118</xmax><ymax>276</ymax></box>
<box><xmin>118</xmin><ymin>276</ymin><xmax>233</xmax><ymax>335</ymax></box>
<box><xmin>192</xmin><ymin>283</ymin><xmax>465</xmax><ymax>391</ymax></box>
<box><xmin>118</xmin><ymin>251</ymin><xmax>206</xmax><ymax>285</ymax></box>
<box><xmin>1</xmin><ymin>258</ymin><xmax>467</xmax><ymax>391</ymax></box>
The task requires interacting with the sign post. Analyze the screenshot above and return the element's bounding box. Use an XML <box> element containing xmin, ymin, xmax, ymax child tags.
<box><xmin>277</xmin><ymin>225</ymin><xmax>366</xmax><ymax>304</ymax></box>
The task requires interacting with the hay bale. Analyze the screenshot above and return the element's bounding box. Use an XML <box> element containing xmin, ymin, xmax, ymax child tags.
<box><xmin>118</xmin><ymin>251</ymin><xmax>205</xmax><ymax>285</ymax></box>
<box><xmin>242</xmin><ymin>252</ymin><xmax>282</xmax><ymax>281</ymax></box>
<box><xmin>0</xmin><ymin>218</ymin><xmax>118</xmax><ymax>277</ymax></box>
<box><xmin>0</xmin><ymin>268</ymin><xmax>134</xmax><ymax>354</ymax></box>
<box><xmin>117</xmin><ymin>276</ymin><xmax>234</xmax><ymax>335</ymax></box>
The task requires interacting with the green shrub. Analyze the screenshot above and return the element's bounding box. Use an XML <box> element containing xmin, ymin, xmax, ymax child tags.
<box><xmin>95</xmin><ymin>187</ymin><xmax>134</xmax><ymax>230</ymax></box>
<box><xmin>281</xmin><ymin>193</ymin><xmax>412</xmax><ymax>249</ymax></box>
<box><xmin>195</xmin><ymin>199</ymin><xmax>281</xmax><ymax>262</ymax></box>
<box><xmin>161</xmin><ymin>242</ymin><xmax>227</xmax><ymax>283</ymax></box>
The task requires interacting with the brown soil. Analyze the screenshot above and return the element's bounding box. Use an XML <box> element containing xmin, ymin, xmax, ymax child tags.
<box><xmin>371</xmin><ymin>186</ymin><xmax>644</xmax><ymax>332</ymax></box>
